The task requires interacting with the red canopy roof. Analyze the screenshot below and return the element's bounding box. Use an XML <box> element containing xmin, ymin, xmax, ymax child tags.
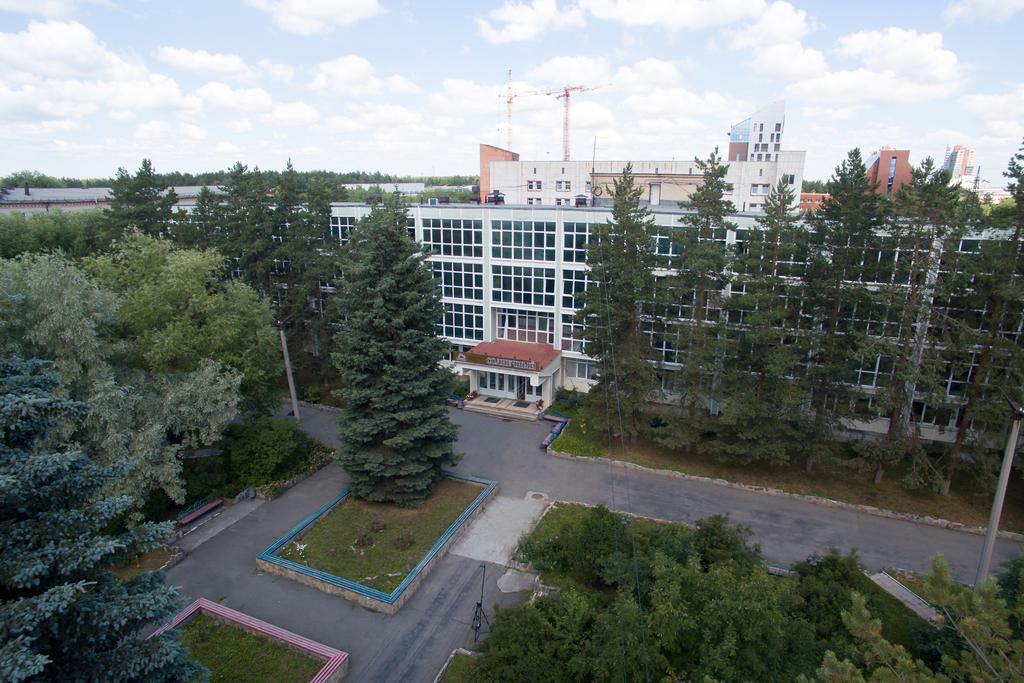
<box><xmin>464</xmin><ymin>340</ymin><xmax>560</xmax><ymax>369</ymax></box>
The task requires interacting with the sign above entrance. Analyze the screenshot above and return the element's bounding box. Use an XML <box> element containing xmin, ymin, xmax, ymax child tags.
<box><xmin>455</xmin><ymin>350</ymin><xmax>538</xmax><ymax>371</ymax></box>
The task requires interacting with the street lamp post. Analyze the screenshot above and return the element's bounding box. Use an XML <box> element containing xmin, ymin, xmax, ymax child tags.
<box><xmin>975</xmin><ymin>398</ymin><xmax>1024</xmax><ymax>588</ymax></box>
<box><xmin>277</xmin><ymin>321</ymin><xmax>301</xmax><ymax>427</ymax></box>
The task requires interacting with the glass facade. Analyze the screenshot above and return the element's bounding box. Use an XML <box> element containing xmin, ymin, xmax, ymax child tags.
<box><xmin>422</xmin><ymin>218</ymin><xmax>483</xmax><ymax>257</ymax></box>
<box><xmin>492</xmin><ymin>265</ymin><xmax>556</xmax><ymax>306</ymax></box>
<box><xmin>438</xmin><ymin>302</ymin><xmax>484</xmax><ymax>341</ymax></box>
<box><xmin>491</xmin><ymin>220</ymin><xmax>556</xmax><ymax>261</ymax></box>
<box><xmin>430</xmin><ymin>260</ymin><xmax>484</xmax><ymax>300</ymax></box>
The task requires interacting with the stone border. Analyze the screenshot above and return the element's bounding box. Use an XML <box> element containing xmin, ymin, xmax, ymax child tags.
<box><xmin>149</xmin><ymin>597</ymin><xmax>349</xmax><ymax>683</ymax></box>
<box><xmin>256</xmin><ymin>473</ymin><xmax>498</xmax><ymax>615</ymax></box>
<box><xmin>547</xmin><ymin>447</ymin><xmax>1024</xmax><ymax>542</ymax></box>
<box><xmin>298</xmin><ymin>400</ymin><xmax>342</xmax><ymax>415</ymax></box>
<box><xmin>432</xmin><ymin>647</ymin><xmax>477</xmax><ymax>683</ymax></box>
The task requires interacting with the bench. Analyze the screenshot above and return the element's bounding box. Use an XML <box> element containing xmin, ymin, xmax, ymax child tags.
<box><xmin>176</xmin><ymin>498</ymin><xmax>224</xmax><ymax>527</ymax></box>
<box><xmin>540</xmin><ymin>413</ymin><xmax>569</xmax><ymax>449</ymax></box>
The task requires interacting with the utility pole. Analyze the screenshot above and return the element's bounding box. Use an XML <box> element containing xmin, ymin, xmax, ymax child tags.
<box><xmin>279</xmin><ymin>326</ymin><xmax>301</xmax><ymax>426</ymax></box>
<box><xmin>975</xmin><ymin>397</ymin><xmax>1024</xmax><ymax>587</ymax></box>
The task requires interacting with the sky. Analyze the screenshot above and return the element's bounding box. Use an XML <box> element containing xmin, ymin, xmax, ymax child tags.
<box><xmin>1</xmin><ymin>0</ymin><xmax>1022</xmax><ymax>185</ymax></box>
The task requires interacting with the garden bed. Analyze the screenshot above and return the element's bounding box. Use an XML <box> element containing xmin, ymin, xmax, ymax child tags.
<box><xmin>257</xmin><ymin>473</ymin><xmax>497</xmax><ymax>614</ymax></box>
<box><xmin>151</xmin><ymin>598</ymin><xmax>348</xmax><ymax>683</ymax></box>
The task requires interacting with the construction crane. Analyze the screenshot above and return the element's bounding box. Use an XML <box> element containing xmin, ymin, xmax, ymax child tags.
<box><xmin>500</xmin><ymin>71</ymin><xmax>600</xmax><ymax>159</ymax></box>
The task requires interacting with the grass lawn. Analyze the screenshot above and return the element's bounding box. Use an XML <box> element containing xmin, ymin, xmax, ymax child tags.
<box><xmin>111</xmin><ymin>546</ymin><xmax>172</xmax><ymax>581</ymax></box>
<box><xmin>180</xmin><ymin>613</ymin><xmax>324</xmax><ymax>683</ymax></box>
<box><xmin>277</xmin><ymin>478</ymin><xmax>483</xmax><ymax>592</ymax></box>
<box><xmin>551</xmin><ymin>410</ymin><xmax>1024</xmax><ymax>534</ymax></box>
<box><xmin>439</xmin><ymin>653</ymin><xmax>475</xmax><ymax>683</ymax></box>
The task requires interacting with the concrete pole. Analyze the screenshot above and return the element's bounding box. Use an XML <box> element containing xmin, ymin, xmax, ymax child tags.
<box><xmin>280</xmin><ymin>328</ymin><xmax>301</xmax><ymax>426</ymax></box>
<box><xmin>975</xmin><ymin>409</ymin><xmax>1023</xmax><ymax>588</ymax></box>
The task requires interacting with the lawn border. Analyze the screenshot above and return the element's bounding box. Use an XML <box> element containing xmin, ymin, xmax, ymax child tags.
<box><xmin>256</xmin><ymin>472</ymin><xmax>498</xmax><ymax>614</ymax></box>
<box><xmin>432</xmin><ymin>647</ymin><xmax>478</xmax><ymax>683</ymax></box>
<box><xmin>149</xmin><ymin>597</ymin><xmax>349</xmax><ymax>683</ymax></box>
<box><xmin>546</xmin><ymin>447</ymin><xmax>1024</xmax><ymax>542</ymax></box>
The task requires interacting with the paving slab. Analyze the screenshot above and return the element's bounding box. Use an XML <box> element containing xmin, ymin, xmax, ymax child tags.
<box><xmin>449</xmin><ymin>494</ymin><xmax>548</xmax><ymax>565</ymax></box>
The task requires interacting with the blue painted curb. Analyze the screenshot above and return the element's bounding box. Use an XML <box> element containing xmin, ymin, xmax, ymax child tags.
<box><xmin>257</xmin><ymin>472</ymin><xmax>497</xmax><ymax>606</ymax></box>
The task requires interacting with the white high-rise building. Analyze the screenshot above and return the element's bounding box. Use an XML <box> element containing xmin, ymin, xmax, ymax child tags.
<box><xmin>942</xmin><ymin>144</ymin><xmax>978</xmax><ymax>188</ymax></box>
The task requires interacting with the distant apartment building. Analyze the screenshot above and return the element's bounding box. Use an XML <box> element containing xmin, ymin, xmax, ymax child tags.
<box><xmin>799</xmin><ymin>192</ymin><xmax>828</xmax><ymax>213</ymax></box>
<box><xmin>942</xmin><ymin>144</ymin><xmax>978</xmax><ymax>189</ymax></box>
<box><xmin>866</xmin><ymin>147</ymin><xmax>912</xmax><ymax>198</ymax></box>
<box><xmin>485</xmin><ymin>103</ymin><xmax>805</xmax><ymax>213</ymax></box>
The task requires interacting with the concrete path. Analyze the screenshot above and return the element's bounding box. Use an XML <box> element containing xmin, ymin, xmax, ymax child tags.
<box><xmin>450</xmin><ymin>494</ymin><xmax>548</xmax><ymax>565</ymax></box>
<box><xmin>177</xmin><ymin>498</ymin><xmax>264</xmax><ymax>554</ymax></box>
<box><xmin>289</xmin><ymin>403</ymin><xmax>1023</xmax><ymax>579</ymax></box>
<box><xmin>869</xmin><ymin>572</ymin><xmax>940</xmax><ymax>622</ymax></box>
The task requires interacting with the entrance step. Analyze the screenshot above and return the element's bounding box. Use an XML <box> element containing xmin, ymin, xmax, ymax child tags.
<box><xmin>463</xmin><ymin>399</ymin><xmax>541</xmax><ymax>421</ymax></box>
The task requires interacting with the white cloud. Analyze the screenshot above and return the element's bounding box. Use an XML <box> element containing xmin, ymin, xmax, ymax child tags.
<box><xmin>579</xmin><ymin>0</ymin><xmax>764</xmax><ymax>29</ymax></box>
<box><xmin>245</xmin><ymin>0</ymin><xmax>384</xmax><ymax>35</ymax></box>
<box><xmin>429</xmin><ymin>78</ymin><xmax>506</xmax><ymax>114</ymax></box>
<box><xmin>108</xmin><ymin>109</ymin><xmax>136</xmax><ymax>122</ymax></box>
<box><xmin>527</xmin><ymin>56</ymin><xmax>610</xmax><ymax>85</ymax></box>
<box><xmin>179</xmin><ymin>122</ymin><xmax>208</xmax><ymax>140</ymax></box>
<box><xmin>134</xmin><ymin>120</ymin><xmax>170</xmax><ymax>139</ymax></box>
<box><xmin>729</xmin><ymin>2</ymin><xmax>826</xmax><ymax>80</ymax></box>
<box><xmin>944</xmin><ymin>0</ymin><xmax>1024</xmax><ymax>21</ymax></box>
<box><xmin>612</xmin><ymin>58</ymin><xmax>686</xmax><ymax>91</ymax></box>
<box><xmin>785</xmin><ymin>27</ymin><xmax>962</xmax><ymax>106</ymax></box>
<box><xmin>477</xmin><ymin>0</ymin><xmax>585</xmax><ymax>44</ymax></box>
<box><xmin>258</xmin><ymin>58</ymin><xmax>294</xmax><ymax>83</ymax></box>
<box><xmin>623</xmin><ymin>87</ymin><xmax>739</xmax><ymax>120</ymax></box>
<box><xmin>963</xmin><ymin>85</ymin><xmax>1024</xmax><ymax>138</ymax></box>
<box><xmin>0</xmin><ymin>0</ymin><xmax>109</xmax><ymax>17</ymax></box>
<box><xmin>0</xmin><ymin>21</ymin><xmax>146</xmax><ymax>81</ymax></box>
<box><xmin>195</xmin><ymin>82</ymin><xmax>273</xmax><ymax>111</ymax></box>
<box><xmin>264</xmin><ymin>101</ymin><xmax>320</xmax><ymax>125</ymax></box>
<box><xmin>347</xmin><ymin>102</ymin><xmax>422</xmax><ymax>126</ymax></box>
<box><xmin>309</xmin><ymin>55</ymin><xmax>419</xmax><ymax>95</ymax></box>
<box><xmin>799</xmin><ymin>105</ymin><xmax>855</xmax><ymax>122</ymax></box>
<box><xmin>155</xmin><ymin>46</ymin><xmax>258</xmax><ymax>82</ymax></box>
<box><xmin>226</xmin><ymin>117</ymin><xmax>254</xmax><ymax>133</ymax></box>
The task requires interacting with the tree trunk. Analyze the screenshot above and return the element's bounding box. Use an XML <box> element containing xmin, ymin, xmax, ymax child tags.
<box><xmin>804</xmin><ymin>454</ymin><xmax>814</xmax><ymax>474</ymax></box>
<box><xmin>873</xmin><ymin>461</ymin><xmax>886</xmax><ymax>485</ymax></box>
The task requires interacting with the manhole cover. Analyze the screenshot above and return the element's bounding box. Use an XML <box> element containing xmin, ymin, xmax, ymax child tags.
<box><xmin>531</xmin><ymin>493</ymin><xmax>545</xmax><ymax>500</ymax></box>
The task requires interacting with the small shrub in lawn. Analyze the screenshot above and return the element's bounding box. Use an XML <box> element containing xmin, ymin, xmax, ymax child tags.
<box><xmin>371</xmin><ymin>518</ymin><xmax>386</xmax><ymax>533</ymax></box>
<box><xmin>355</xmin><ymin>532</ymin><xmax>375</xmax><ymax>549</ymax></box>
<box><xmin>393</xmin><ymin>531</ymin><xmax>414</xmax><ymax>551</ymax></box>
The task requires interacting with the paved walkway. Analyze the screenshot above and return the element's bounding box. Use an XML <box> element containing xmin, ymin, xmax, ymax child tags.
<box><xmin>177</xmin><ymin>498</ymin><xmax>263</xmax><ymax>553</ymax></box>
<box><xmin>292</xmin><ymin>404</ymin><xmax>1023</xmax><ymax>579</ymax></box>
<box><xmin>869</xmin><ymin>572</ymin><xmax>940</xmax><ymax>622</ymax></box>
<box><xmin>450</xmin><ymin>494</ymin><xmax>548</xmax><ymax>565</ymax></box>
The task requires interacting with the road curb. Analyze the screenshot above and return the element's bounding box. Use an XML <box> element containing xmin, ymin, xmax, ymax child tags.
<box><xmin>546</xmin><ymin>448</ymin><xmax>1024</xmax><ymax>543</ymax></box>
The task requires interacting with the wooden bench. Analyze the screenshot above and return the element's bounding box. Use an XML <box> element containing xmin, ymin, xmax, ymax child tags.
<box><xmin>175</xmin><ymin>498</ymin><xmax>224</xmax><ymax>527</ymax></box>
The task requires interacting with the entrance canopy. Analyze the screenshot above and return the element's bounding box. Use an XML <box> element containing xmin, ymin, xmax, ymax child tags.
<box><xmin>453</xmin><ymin>340</ymin><xmax>560</xmax><ymax>372</ymax></box>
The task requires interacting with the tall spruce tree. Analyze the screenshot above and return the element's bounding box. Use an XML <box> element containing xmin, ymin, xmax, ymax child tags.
<box><xmin>656</xmin><ymin>148</ymin><xmax>735</xmax><ymax>455</ymax></box>
<box><xmin>331</xmin><ymin>199</ymin><xmax>459</xmax><ymax>505</ymax></box>
<box><xmin>106</xmin><ymin>159</ymin><xmax>177</xmax><ymax>238</ymax></box>
<box><xmin>577</xmin><ymin>165</ymin><xmax>659</xmax><ymax>442</ymax></box>
<box><xmin>0</xmin><ymin>359</ymin><xmax>200</xmax><ymax>683</ymax></box>
<box><xmin>805</xmin><ymin>150</ymin><xmax>887</xmax><ymax>481</ymax></box>
<box><xmin>715</xmin><ymin>179</ymin><xmax>811</xmax><ymax>466</ymax></box>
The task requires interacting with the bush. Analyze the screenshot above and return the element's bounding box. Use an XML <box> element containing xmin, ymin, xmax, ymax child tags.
<box><xmin>554</xmin><ymin>388</ymin><xmax>585</xmax><ymax>410</ymax></box>
<box><xmin>219</xmin><ymin>417</ymin><xmax>312</xmax><ymax>489</ymax></box>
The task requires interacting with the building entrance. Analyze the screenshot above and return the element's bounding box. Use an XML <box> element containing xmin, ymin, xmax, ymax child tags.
<box><xmin>481</xmin><ymin>371</ymin><xmax>541</xmax><ymax>401</ymax></box>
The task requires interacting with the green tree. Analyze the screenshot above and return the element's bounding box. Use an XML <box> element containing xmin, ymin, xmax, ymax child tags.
<box><xmin>85</xmin><ymin>234</ymin><xmax>279</xmax><ymax>413</ymax></box>
<box><xmin>656</xmin><ymin>147</ymin><xmax>736</xmax><ymax>455</ymax></box>
<box><xmin>577</xmin><ymin>164</ymin><xmax>660</xmax><ymax>442</ymax></box>
<box><xmin>805</xmin><ymin>150</ymin><xmax>887</xmax><ymax>482</ymax></box>
<box><xmin>219</xmin><ymin>416</ymin><xmax>311</xmax><ymax>488</ymax></box>
<box><xmin>106</xmin><ymin>159</ymin><xmax>177</xmax><ymax>237</ymax></box>
<box><xmin>0</xmin><ymin>359</ymin><xmax>201</xmax><ymax>683</ymax></box>
<box><xmin>218</xmin><ymin>162</ymin><xmax>275</xmax><ymax>298</ymax></box>
<box><xmin>0</xmin><ymin>210</ymin><xmax>123</xmax><ymax>259</ymax></box>
<box><xmin>716</xmin><ymin>179</ymin><xmax>811</xmax><ymax>467</ymax></box>
<box><xmin>0</xmin><ymin>253</ymin><xmax>240</xmax><ymax>506</ymax></box>
<box><xmin>0</xmin><ymin>170</ymin><xmax>64</xmax><ymax>188</ymax></box>
<box><xmin>331</xmin><ymin>200</ymin><xmax>459</xmax><ymax>505</ymax></box>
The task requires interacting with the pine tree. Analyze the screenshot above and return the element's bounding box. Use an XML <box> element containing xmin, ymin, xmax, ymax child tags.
<box><xmin>805</xmin><ymin>150</ymin><xmax>888</xmax><ymax>481</ymax></box>
<box><xmin>715</xmin><ymin>179</ymin><xmax>810</xmax><ymax>466</ymax></box>
<box><xmin>331</xmin><ymin>199</ymin><xmax>459</xmax><ymax>505</ymax></box>
<box><xmin>0</xmin><ymin>359</ymin><xmax>201</xmax><ymax>683</ymax></box>
<box><xmin>219</xmin><ymin>162</ymin><xmax>275</xmax><ymax>298</ymax></box>
<box><xmin>872</xmin><ymin>158</ymin><xmax>962</xmax><ymax>490</ymax></box>
<box><xmin>656</xmin><ymin>148</ymin><xmax>736</xmax><ymax>455</ymax></box>
<box><xmin>106</xmin><ymin>159</ymin><xmax>177</xmax><ymax>238</ymax></box>
<box><xmin>578</xmin><ymin>164</ymin><xmax>659</xmax><ymax>442</ymax></box>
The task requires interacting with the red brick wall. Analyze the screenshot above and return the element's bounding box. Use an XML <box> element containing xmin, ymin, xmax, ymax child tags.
<box><xmin>479</xmin><ymin>144</ymin><xmax>519</xmax><ymax>201</ymax></box>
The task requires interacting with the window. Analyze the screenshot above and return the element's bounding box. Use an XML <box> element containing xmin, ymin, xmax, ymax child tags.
<box><xmin>552</xmin><ymin>180</ymin><xmax>570</xmax><ymax>192</ymax></box>
<box><xmin>555</xmin><ymin>197</ymin><xmax>569</xmax><ymax>206</ymax></box>
<box><xmin>585</xmin><ymin>180</ymin><xmax>592</xmax><ymax>192</ymax></box>
<box><xmin>230</xmin><ymin>257</ymin><xmax>242</xmax><ymax>279</ymax></box>
<box><xmin>527</xmin><ymin>197</ymin><xmax>539</xmax><ymax>205</ymax></box>
<box><xmin>430</xmin><ymin>261</ymin><xmax>484</xmax><ymax>300</ymax></box>
<box><xmin>330</xmin><ymin>216</ymin><xmax>355</xmax><ymax>244</ymax></box>
<box><xmin>563</xmin><ymin>222</ymin><xmax>592</xmax><ymax>262</ymax></box>
<box><xmin>492</xmin><ymin>265</ymin><xmax>556</xmax><ymax>306</ymax></box>
<box><xmin>491</xmin><ymin>220</ymin><xmax>556</xmax><ymax>261</ymax></box>
<box><xmin>774</xmin><ymin>143</ymin><xmax>781</xmax><ymax>152</ymax></box>
<box><xmin>775</xmin><ymin>122</ymin><xmax>782</xmax><ymax>132</ymax></box>
<box><xmin>784</xmin><ymin>174</ymin><xmax>796</xmax><ymax>185</ymax></box>
<box><xmin>562</xmin><ymin>268</ymin><xmax>590</xmax><ymax>309</ymax></box>
<box><xmin>564</xmin><ymin>181</ymin><xmax>571</xmax><ymax>191</ymax></box>
<box><xmin>438</xmin><ymin>302</ymin><xmax>484</xmax><ymax>341</ymax></box>
<box><xmin>407</xmin><ymin>216</ymin><xmax>416</xmax><ymax>240</ymax></box>
<box><xmin>496</xmin><ymin>308</ymin><xmax>554</xmax><ymax>344</ymax></box>
<box><xmin>527</xmin><ymin>180</ymin><xmax>543</xmax><ymax>191</ymax></box>
<box><xmin>422</xmin><ymin>218</ymin><xmax>483</xmax><ymax>257</ymax></box>
<box><xmin>565</xmin><ymin>358</ymin><xmax>597</xmax><ymax>380</ymax></box>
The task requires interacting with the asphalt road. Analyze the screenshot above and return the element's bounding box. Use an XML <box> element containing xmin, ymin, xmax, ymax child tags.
<box><xmin>296</xmin><ymin>405</ymin><xmax>1024</xmax><ymax>579</ymax></box>
<box><xmin>164</xmin><ymin>405</ymin><xmax>1023</xmax><ymax>682</ymax></box>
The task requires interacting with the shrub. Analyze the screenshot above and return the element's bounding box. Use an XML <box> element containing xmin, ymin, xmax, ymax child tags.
<box><xmin>219</xmin><ymin>417</ymin><xmax>312</xmax><ymax>489</ymax></box>
<box><xmin>554</xmin><ymin>388</ymin><xmax>585</xmax><ymax>410</ymax></box>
